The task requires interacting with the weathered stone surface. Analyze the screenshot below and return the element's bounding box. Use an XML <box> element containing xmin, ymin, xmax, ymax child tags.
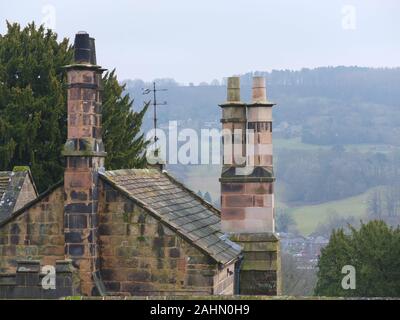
<box><xmin>0</xmin><ymin>186</ymin><xmax>64</xmax><ymax>274</ymax></box>
<box><xmin>96</xmin><ymin>180</ymin><xmax>229</xmax><ymax>296</ymax></box>
<box><xmin>0</xmin><ymin>259</ymin><xmax>77</xmax><ymax>299</ymax></box>
<box><xmin>229</xmin><ymin>232</ymin><xmax>281</xmax><ymax>295</ymax></box>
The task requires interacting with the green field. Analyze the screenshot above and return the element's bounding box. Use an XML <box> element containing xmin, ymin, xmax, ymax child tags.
<box><xmin>283</xmin><ymin>189</ymin><xmax>378</xmax><ymax>236</ymax></box>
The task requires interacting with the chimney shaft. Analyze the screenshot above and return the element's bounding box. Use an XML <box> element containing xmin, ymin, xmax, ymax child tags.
<box><xmin>63</xmin><ymin>32</ymin><xmax>105</xmax><ymax>296</ymax></box>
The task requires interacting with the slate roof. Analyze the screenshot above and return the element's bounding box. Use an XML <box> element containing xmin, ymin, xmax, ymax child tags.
<box><xmin>100</xmin><ymin>169</ymin><xmax>242</xmax><ymax>265</ymax></box>
<box><xmin>0</xmin><ymin>169</ymin><xmax>38</xmax><ymax>223</ymax></box>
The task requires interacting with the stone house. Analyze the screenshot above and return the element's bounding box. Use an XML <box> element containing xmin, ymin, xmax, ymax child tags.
<box><xmin>0</xmin><ymin>31</ymin><xmax>280</xmax><ymax>298</ymax></box>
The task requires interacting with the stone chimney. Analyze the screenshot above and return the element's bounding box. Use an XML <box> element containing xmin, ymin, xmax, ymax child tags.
<box><xmin>220</xmin><ymin>76</ymin><xmax>281</xmax><ymax>295</ymax></box>
<box><xmin>63</xmin><ymin>32</ymin><xmax>106</xmax><ymax>296</ymax></box>
<box><xmin>219</xmin><ymin>77</ymin><xmax>246</xmax><ymax>168</ymax></box>
<box><xmin>247</xmin><ymin>76</ymin><xmax>275</xmax><ymax>173</ymax></box>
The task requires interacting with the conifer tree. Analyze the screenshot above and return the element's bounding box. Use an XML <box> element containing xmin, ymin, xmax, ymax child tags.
<box><xmin>0</xmin><ymin>22</ymin><xmax>149</xmax><ymax>192</ymax></box>
<box><xmin>315</xmin><ymin>220</ymin><xmax>400</xmax><ymax>297</ymax></box>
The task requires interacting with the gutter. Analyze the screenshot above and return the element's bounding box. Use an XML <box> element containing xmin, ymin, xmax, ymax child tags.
<box><xmin>235</xmin><ymin>254</ymin><xmax>244</xmax><ymax>295</ymax></box>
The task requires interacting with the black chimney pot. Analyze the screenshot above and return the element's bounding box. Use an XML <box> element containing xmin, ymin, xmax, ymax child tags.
<box><xmin>74</xmin><ymin>32</ymin><xmax>91</xmax><ymax>64</ymax></box>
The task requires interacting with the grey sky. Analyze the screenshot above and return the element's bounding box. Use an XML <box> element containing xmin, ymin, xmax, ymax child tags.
<box><xmin>0</xmin><ymin>0</ymin><xmax>398</xmax><ymax>84</ymax></box>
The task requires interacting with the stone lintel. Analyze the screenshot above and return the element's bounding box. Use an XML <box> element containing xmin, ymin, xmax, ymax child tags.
<box><xmin>220</xmin><ymin>177</ymin><xmax>275</xmax><ymax>183</ymax></box>
<box><xmin>67</xmin><ymin>82</ymin><xmax>99</xmax><ymax>90</ymax></box>
<box><xmin>230</xmin><ymin>232</ymin><xmax>279</xmax><ymax>243</ymax></box>
<box><xmin>247</xmin><ymin>102</ymin><xmax>276</xmax><ymax>108</ymax></box>
<box><xmin>16</xmin><ymin>260</ymin><xmax>41</xmax><ymax>273</ymax></box>
<box><xmin>220</xmin><ymin>118</ymin><xmax>247</xmax><ymax>123</ymax></box>
<box><xmin>63</xmin><ymin>63</ymin><xmax>106</xmax><ymax>72</ymax></box>
<box><xmin>219</xmin><ymin>102</ymin><xmax>246</xmax><ymax>108</ymax></box>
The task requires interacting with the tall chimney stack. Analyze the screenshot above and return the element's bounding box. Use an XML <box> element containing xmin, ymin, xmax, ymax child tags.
<box><xmin>63</xmin><ymin>32</ymin><xmax>106</xmax><ymax>296</ymax></box>
<box><xmin>220</xmin><ymin>75</ymin><xmax>281</xmax><ymax>296</ymax></box>
<box><xmin>219</xmin><ymin>76</ymin><xmax>246</xmax><ymax>168</ymax></box>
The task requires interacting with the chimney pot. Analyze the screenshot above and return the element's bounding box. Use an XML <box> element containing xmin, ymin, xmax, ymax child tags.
<box><xmin>74</xmin><ymin>32</ymin><xmax>91</xmax><ymax>64</ymax></box>
<box><xmin>252</xmin><ymin>76</ymin><xmax>267</xmax><ymax>103</ymax></box>
<box><xmin>226</xmin><ymin>76</ymin><xmax>241</xmax><ymax>102</ymax></box>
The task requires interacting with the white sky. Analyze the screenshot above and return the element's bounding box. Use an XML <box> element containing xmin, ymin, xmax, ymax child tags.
<box><xmin>0</xmin><ymin>0</ymin><xmax>398</xmax><ymax>84</ymax></box>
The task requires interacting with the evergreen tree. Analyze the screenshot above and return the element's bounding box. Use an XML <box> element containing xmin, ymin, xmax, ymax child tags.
<box><xmin>0</xmin><ymin>22</ymin><xmax>70</xmax><ymax>191</ymax></box>
<box><xmin>0</xmin><ymin>22</ymin><xmax>149</xmax><ymax>192</ymax></box>
<box><xmin>315</xmin><ymin>220</ymin><xmax>400</xmax><ymax>297</ymax></box>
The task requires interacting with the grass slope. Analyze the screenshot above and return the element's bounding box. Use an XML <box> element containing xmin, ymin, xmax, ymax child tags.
<box><xmin>284</xmin><ymin>189</ymin><xmax>379</xmax><ymax>236</ymax></box>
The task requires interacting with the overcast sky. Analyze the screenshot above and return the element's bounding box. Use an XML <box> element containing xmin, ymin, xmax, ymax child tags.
<box><xmin>0</xmin><ymin>0</ymin><xmax>398</xmax><ymax>84</ymax></box>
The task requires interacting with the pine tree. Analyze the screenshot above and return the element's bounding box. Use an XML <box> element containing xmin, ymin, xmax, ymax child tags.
<box><xmin>0</xmin><ymin>22</ymin><xmax>149</xmax><ymax>192</ymax></box>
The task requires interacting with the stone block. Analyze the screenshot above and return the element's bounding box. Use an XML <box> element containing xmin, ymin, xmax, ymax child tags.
<box><xmin>121</xmin><ymin>282</ymin><xmax>156</xmax><ymax>295</ymax></box>
<box><xmin>239</xmin><ymin>270</ymin><xmax>278</xmax><ymax>295</ymax></box>
<box><xmin>223</xmin><ymin>195</ymin><xmax>253</xmax><ymax>207</ymax></box>
<box><xmin>221</xmin><ymin>208</ymin><xmax>245</xmax><ymax>220</ymax></box>
<box><xmin>221</xmin><ymin>183</ymin><xmax>245</xmax><ymax>193</ymax></box>
<box><xmin>104</xmin><ymin>281</ymin><xmax>121</xmax><ymax>292</ymax></box>
<box><xmin>67</xmin><ymin>244</ymin><xmax>85</xmax><ymax>256</ymax></box>
<box><xmin>221</xmin><ymin>220</ymin><xmax>247</xmax><ymax>233</ymax></box>
<box><xmin>65</xmin><ymin>213</ymin><xmax>88</xmax><ymax>229</ymax></box>
<box><xmin>244</xmin><ymin>182</ymin><xmax>273</xmax><ymax>194</ymax></box>
<box><xmin>127</xmin><ymin>270</ymin><xmax>151</xmax><ymax>282</ymax></box>
<box><xmin>241</xmin><ymin>241</ymin><xmax>279</xmax><ymax>252</ymax></box>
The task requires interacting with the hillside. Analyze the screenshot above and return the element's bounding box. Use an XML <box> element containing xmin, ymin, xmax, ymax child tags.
<box><xmin>123</xmin><ymin>66</ymin><xmax>400</xmax><ymax>235</ymax></box>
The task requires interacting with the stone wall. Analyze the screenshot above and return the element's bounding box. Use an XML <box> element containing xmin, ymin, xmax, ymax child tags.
<box><xmin>0</xmin><ymin>260</ymin><xmax>77</xmax><ymax>299</ymax></box>
<box><xmin>0</xmin><ymin>186</ymin><xmax>65</xmax><ymax>274</ymax></box>
<box><xmin>231</xmin><ymin>233</ymin><xmax>281</xmax><ymax>295</ymax></box>
<box><xmin>213</xmin><ymin>262</ymin><xmax>236</xmax><ymax>295</ymax></box>
<box><xmin>98</xmin><ymin>180</ymin><xmax>234</xmax><ymax>296</ymax></box>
